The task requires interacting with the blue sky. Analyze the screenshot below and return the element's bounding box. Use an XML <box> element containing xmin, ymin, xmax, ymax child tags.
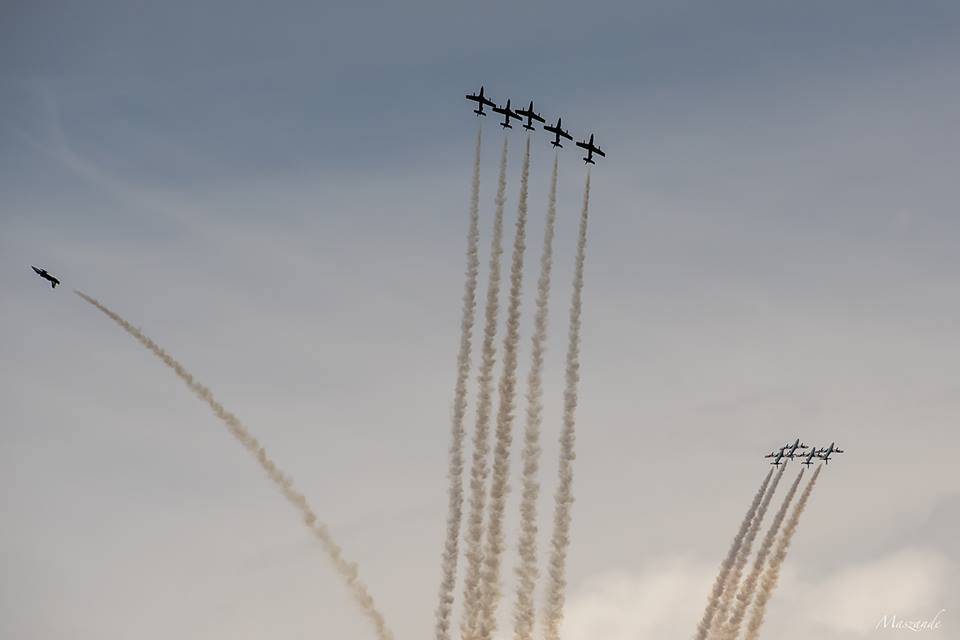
<box><xmin>2</xmin><ymin>1</ymin><xmax>959</xmax><ymax>639</ymax></box>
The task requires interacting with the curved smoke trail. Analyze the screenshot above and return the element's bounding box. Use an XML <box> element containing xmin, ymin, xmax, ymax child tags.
<box><xmin>476</xmin><ymin>137</ymin><xmax>531</xmax><ymax>640</ymax></box>
<box><xmin>512</xmin><ymin>153</ymin><xmax>559</xmax><ymax>640</ymax></box>
<box><xmin>709</xmin><ymin>464</ymin><xmax>786</xmax><ymax>639</ymax></box>
<box><xmin>694</xmin><ymin>468</ymin><xmax>774</xmax><ymax>640</ymax></box>
<box><xmin>435</xmin><ymin>126</ymin><xmax>483</xmax><ymax>640</ymax></box>
<box><xmin>542</xmin><ymin>171</ymin><xmax>591</xmax><ymax>640</ymax></box>
<box><xmin>722</xmin><ymin>467</ymin><xmax>806</xmax><ymax>640</ymax></box>
<box><xmin>744</xmin><ymin>465</ymin><xmax>822</xmax><ymax>640</ymax></box>
<box><xmin>74</xmin><ymin>291</ymin><xmax>393</xmax><ymax>640</ymax></box>
<box><xmin>461</xmin><ymin>137</ymin><xmax>509</xmax><ymax>640</ymax></box>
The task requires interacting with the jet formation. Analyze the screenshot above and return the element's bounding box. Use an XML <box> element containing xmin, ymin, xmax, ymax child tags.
<box><xmin>764</xmin><ymin>439</ymin><xmax>845</xmax><ymax>466</ymax></box>
<box><xmin>31</xmin><ymin>266</ymin><xmax>60</xmax><ymax>289</ymax></box>
<box><xmin>466</xmin><ymin>85</ymin><xmax>605</xmax><ymax>165</ymax></box>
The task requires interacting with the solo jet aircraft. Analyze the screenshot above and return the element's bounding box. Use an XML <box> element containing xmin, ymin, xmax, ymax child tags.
<box><xmin>492</xmin><ymin>100</ymin><xmax>522</xmax><ymax>129</ymax></box>
<box><xmin>515</xmin><ymin>101</ymin><xmax>546</xmax><ymax>131</ymax></box>
<box><xmin>543</xmin><ymin>117</ymin><xmax>573</xmax><ymax>148</ymax></box>
<box><xmin>765</xmin><ymin>447</ymin><xmax>790</xmax><ymax>466</ymax></box>
<box><xmin>576</xmin><ymin>133</ymin><xmax>606</xmax><ymax>164</ymax></box>
<box><xmin>800</xmin><ymin>447</ymin><xmax>822</xmax><ymax>467</ymax></box>
<box><xmin>31</xmin><ymin>266</ymin><xmax>60</xmax><ymax>288</ymax></box>
<box><xmin>465</xmin><ymin>86</ymin><xmax>496</xmax><ymax>116</ymax></box>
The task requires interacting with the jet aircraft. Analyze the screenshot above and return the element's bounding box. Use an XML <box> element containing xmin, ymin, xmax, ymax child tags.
<box><xmin>465</xmin><ymin>86</ymin><xmax>496</xmax><ymax>116</ymax></box>
<box><xmin>780</xmin><ymin>438</ymin><xmax>808</xmax><ymax>459</ymax></box>
<box><xmin>492</xmin><ymin>99</ymin><xmax>522</xmax><ymax>129</ymax></box>
<box><xmin>31</xmin><ymin>266</ymin><xmax>60</xmax><ymax>289</ymax></box>
<box><xmin>515</xmin><ymin>101</ymin><xmax>546</xmax><ymax>131</ymax></box>
<box><xmin>576</xmin><ymin>134</ymin><xmax>606</xmax><ymax>164</ymax></box>
<box><xmin>800</xmin><ymin>447</ymin><xmax>822</xmax><ymax>466</ymax></box>
<box><xmin>817</xmin><ymin>442</ymin><xmax>845</xmax><ymax>464</ymax></box>
<box><xmin>543</xmin><ymin>117</ymin><xmax>573</xmax><ymax>148</ymax></box>
<box><xmin>765</xmin><ymin>447</ymin><xmax>790</xmax><ymax>466</ymax></box>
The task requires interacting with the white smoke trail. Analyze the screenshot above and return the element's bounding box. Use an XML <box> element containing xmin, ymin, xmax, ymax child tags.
<box><xmin>435</xmin><ymin>125</ymin><xmax>483</xmax><ymax>640</ymax></box>
<box><xmin>74</xmin><ymin>291</ymin><xmax>393</xmax><ymax>640</ymax></box>
<box><xmin>709</xmin><ymin>465</ymin><xmax>786</xmax><ymax>639</ymax></box>
<box><xmin>476</xmin><ymin>136</ymin><xmax>532</xmax><ymax>640</ymax></box>
<box><xmin>744</xmin><ymin>465</ymin><xmax>822</xmax><ymax>640</ymax></box>
<box><xmin>722</xmin><ymin>467</ymin><xmax>806</xmax><ymax>640</ymax></box>
<box><xmin>461</xmin><ymin>137</ymin><xmax>509</xmax><ymax>640</ymax></box>
<box><xmin>542</xmin><ymin>171</ymin><xmax>591</xmax><ymax>640</ymax></box>
<box><xmin>511</xmin><ymin>153</ymin><xmax>559</xmax><ymax>640</ymax></box>
<box><xmin>693</xmin><ymin>468</ymin><xmax>774</xmax><ymax>640</ymax></box>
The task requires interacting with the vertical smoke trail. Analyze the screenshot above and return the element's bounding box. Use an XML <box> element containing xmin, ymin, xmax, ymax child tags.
<box><xmin>709</xmin><ymin>465</ymin><xmax>786</xmax><ymax>639</ymax></box>
<box><xmin>722</xmin><ymin>467</ymin><xmax>806</xmax><ymax>640</ymax></box>
<box><xmin>477</xmin><ymin>137</ymin><xmax>532</xmax><ymax>640</ymax></box>
<box><xmin>74</xmin><ymin>291</ymin><xmax>393</xmax><ymax>640</ymax></box>
<box><xmin>542</xmin><ymin>171</ymin><xmax>591</xmax><ymax>640</ymax></box>
<box><xmin>512</xmin><ymin>154</ymin><xmax>559</xmax><ymax>640</ymax></box>
<box><xmin>744</xmin><ymin>465</ymin><xmax>822</xmax><ymax>640</ymax></box>
<box><xmin>461</xmin><ymin>137</ymin><xmax>509</xmax><ymax>640</ymax></box>
<box><xmin>693</xmin><ymin>468</ymin><xmax>774</xmax><ymax>640</ymax></box>
<box><xmin>435</xmin><ymin>126</ymin><xmax>483</xmax><ymax>640</ymax></box>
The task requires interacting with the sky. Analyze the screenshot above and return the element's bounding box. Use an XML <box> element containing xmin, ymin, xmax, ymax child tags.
<box><xmin>1</xmin><ymin>1</ymin><xmax>958</xmax><ymax>638</ymax></box>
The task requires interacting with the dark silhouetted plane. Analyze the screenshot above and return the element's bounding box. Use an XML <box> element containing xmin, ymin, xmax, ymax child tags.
<box><xmin>765</xmin><ymin>446</ymin><xmax>790</xmax><ymax>466</ymax></box>
<box><xmin>32</xmin><ymin>266</ymin><xmax>60</xmax><ymax>289</ymax></box>
<box><xmin>800</xmin><ymin>447</ymin><xmax>821</xmax><ymax>466</ymax></box>
<box><xmin>817</xmin><ymin>442</ymin><xmax>845</xmax><ymax>464</ymax></box>
<box><xmin>492</xmin><ymin>99</ymin><xmax>522</xmax><ymax>129</ymax></box>
<box><xmin>543</xmin><ymin>117</ymin><xmax>573</xmax><ymax>148</ymax></box>
<box><xmin>515</xmin><ymin>101</ymin><xmax>546</xmax><ymax>131</ymax></box>
<box><xmin>576</xmin><ymin>134</ymin><xmax>606</xmax><ymax>164</ymax></box>
<box><xmin>765</xmin><ymin>438</ymin><xmax>809</xmax><ymax>465</ymax></box>
<box><xmin>781</xmin><ymin>438</ymin><xmax>808</xmax><ymax>459</ymax></box>
<box><xmin>465</xmin><ymin>86</ymin><xmax>496</xmax><ymax>116</ymax></box>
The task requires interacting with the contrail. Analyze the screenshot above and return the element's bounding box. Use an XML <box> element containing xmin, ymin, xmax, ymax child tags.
<box><xmin>435</xmin><ymin>125</ymin><xmax>483</xmax><ymax>640</ymax></box>
<box><xmin>74</xmin><ymin>291</ymin><xmax>393</xmax><ymax>640</ymax></box>
<box><xmin>476</xmin><ymin>136</ymin><xmax>531</xmax><ymax>640</ymax></box>
<box><xmin>722</xmin><ymin>467</ymin><xmax>806</xmax><ymax>640</ymax></box>
<box><xmin>711</xmin><ymin>466</ymin><xmax>787</xmax><ymax>634</ymax></box>
<box><xmin>542</xmin><ymin>170</ymin><xmax>591</xmax><ymax>640</ymax></box>
<box><xmin>511</xmin><ymin>153</ymin><xmax>559</xmax><ymax>640</ymax></box>
<box><xmin>693</xmin><ymin>468</ymin><xmax>774</xmax><ymax>640</ymax></box>
<box><xmin>709</xmin><ymin>465</ymin><xmax>786</xmax><ymax>640</ymax></box>
<box><xmin>744</xmin><ymin>465</ymin><xmax>822</xmax><ymax>640</ymax></box>
<box><xmin>461</xmin><ymin>137</ymin><xmax>509</xmax><ymax>640</ymax></box>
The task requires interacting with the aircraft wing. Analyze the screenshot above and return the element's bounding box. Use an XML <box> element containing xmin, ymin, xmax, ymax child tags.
<box><xmin>576</xmin><ymin>141</ymin><xmax>589</xmax><ymax>150</ymax></box>
<box><xmin>594</xmin><ymin>146</ymin><xmax>606</xmax><ymax>157</ymax></box>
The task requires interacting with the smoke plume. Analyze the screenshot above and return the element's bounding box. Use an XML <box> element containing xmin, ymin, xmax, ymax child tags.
<box><xmin>74</xmin><ymin>291</ymin><xmax>393</xmax><ymax>640</ymax></box>
<box><xmin>511</xmin><ymin>153</ymin><xmax>559</xmax><ymax>640</ymax></box>
<box><xmin>693</xmin><ymin>468</ymin><xmax>774</xmax><ymax>640</ymax></box>
<box><xmin>476</xmin><ymin>137</ymin><xmax>532</xmax><ymax>640</ymax></box>
<box><xmin>435</xmin><ymin>126</ymin><xmax>483</xmax><ymax>640</ymax></box>
<box><xmin>461</xmin><ymin>137</ymin><xmax>509</xmax><ymax>640</ymax></box>
<box><xmin>722</xmin><ymin>467</ymin><xmax>806</xmax><ymax>640</ymax></box>
<box><xmin>708</xmin><ymin>464</ymin><xmax>786</xmax><ymax>639</ymax></box>
<box><xmin>744</xmin><ymin>465</ymin><xmax>822</xmax><ymax>640</ymax></box>
<box><xmin>542</xmin><ymin>171</ymin><xmax>591</xmax><ymax>640</ymax></box>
